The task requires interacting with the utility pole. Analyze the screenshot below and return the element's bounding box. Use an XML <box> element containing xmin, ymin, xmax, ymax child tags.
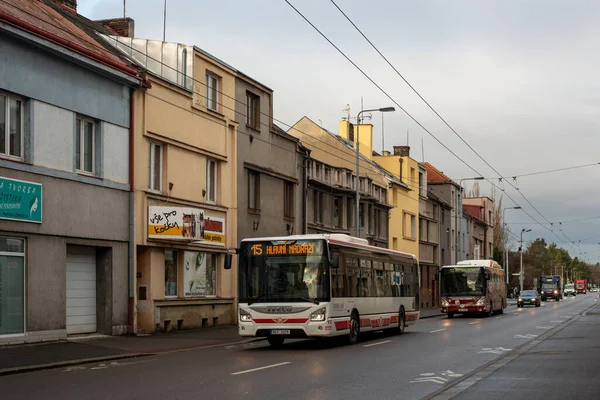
<box><xmin>520</xmin><ymin>228</ymin><xmax>531</xmax><ymax>292</ymax></box>
<box><xmin>503</xmin><ymin>206</ymin><xmax>522</xmax><ymax>285</ymax></box>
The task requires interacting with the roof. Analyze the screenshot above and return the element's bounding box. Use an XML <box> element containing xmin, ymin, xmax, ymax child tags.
<box><xmin>422</xmin><ymin>162</ymin><xmax>458</xmax><ymax>187</ymax></box>
<box><xmin>0</xmin><ymin>0</ymin><xmax>139</xmax><ymax>79</ymax></box>
<box><xmin>294</xmin><ymin>117</ymin><xmax>409</xmax><ymax>190</ymax></box>
<box><xmin>272</xmin><ymin>123</ymin><xmax>299</xmax><ymax>143</ymax></box>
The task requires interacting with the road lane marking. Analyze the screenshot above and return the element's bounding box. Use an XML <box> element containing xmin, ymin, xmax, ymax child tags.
<box><xmin>363</xmin><ymin>340</ymin><xmax>392</xmax><ymax>348</ymax></box>
<box><xmin>514</xmin><ymin>334</ymin><xmax>538</xmax><ymax>339</ymax></box>
<box><xmin>536</xmin><ymin>326</ymin><xmax>552</xmax><ymax>329</ymax></box>
<box><xmin>550</xmin><ymin>320</ymin><xmax>563</xmax><ymax>323</ymax></box>
<box><xmin>468</xmin><ymin>322</ymin><xmax>479</xmax><ymax>325</ymax></box>
<box><xmin>231</xmin><ymin>362</ymin><xmax>291</xmax><ymax>376</ymax></box>
<box><xmin>429</xmin><ymin>328</ymin><xmax>446</xmax><ymax>333</ymax></box>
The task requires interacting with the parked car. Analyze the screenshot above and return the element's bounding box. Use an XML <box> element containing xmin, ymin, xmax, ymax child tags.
<box><xmin>518</xmin><ymin>290</ymin><xmax>541</xmax><ymax>307</ymax></box>
<box><xmin>564</xmin><ymin>283</ymin><xmax>576</xmax><ymax>296</ymax></box>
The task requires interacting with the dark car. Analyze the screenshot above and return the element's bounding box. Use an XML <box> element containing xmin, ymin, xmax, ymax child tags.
<box><xmin>518</xmin><ymin>290</ymin><xmax>541</xmax><ymax>307</ymax></box>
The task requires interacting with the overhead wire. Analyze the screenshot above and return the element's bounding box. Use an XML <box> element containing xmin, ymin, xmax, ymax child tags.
<box><xmin>284</xmin><ymin>0</ymin><xmax>578</xmax><ymax>253</ymax></box>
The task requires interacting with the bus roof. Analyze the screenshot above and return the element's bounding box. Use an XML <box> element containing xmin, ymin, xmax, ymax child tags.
<box><xmin>239</xmin><ymin>234</ymin><xmax>417</xmax><ymax>261</ymax></box>
<box><xmin>441</xmin><ymin>259</ymin><xmax>503</xmax><ymax>269</ymax></box>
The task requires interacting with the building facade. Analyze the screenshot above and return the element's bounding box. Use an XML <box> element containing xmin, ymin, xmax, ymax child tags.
<box><xmin>234</xmin><ymin>72</ymin><xmax>302</xmax><ymax>242</ymax></box>
<box><xmin>463</xmin><ymin>196</ymin><xmax>495</xmax><ymax>259</ymax></box>
<box><xmin>0</xmin><ymin>0</ymin><xmax>141</xmax><ymax>344</ymax></box>
<box><xmin>102</xmin><ymin>34</ymin><xmax>238</xmax><ymax>333</ymax></box>
<box><xmin>288</xmin><ymin>117</ymin><xmax>390</xmax><ymax>247</ymax></box>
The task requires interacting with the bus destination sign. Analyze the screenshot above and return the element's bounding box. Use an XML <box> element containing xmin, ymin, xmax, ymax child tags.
<box><xmin>250</xmin><ymin>242</ymin><xmax>316</xmax><ymax>256</ymax></box>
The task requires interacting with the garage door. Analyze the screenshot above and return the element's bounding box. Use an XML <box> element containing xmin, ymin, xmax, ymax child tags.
<box><xmin>66</xmin><ymin>247</ymin><xmax>97</xmax><ymax>334</ymax></box>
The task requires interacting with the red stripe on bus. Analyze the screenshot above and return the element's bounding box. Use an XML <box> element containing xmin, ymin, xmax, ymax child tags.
<box><xmin>334</xmin><ymin>320</ymin><xmax>350</xmax><ymax>330</ymax></box>
<box><xmin>253</xmin><ymin>318</ymin><xmax>308</xmax><ymax>324</ymax></box>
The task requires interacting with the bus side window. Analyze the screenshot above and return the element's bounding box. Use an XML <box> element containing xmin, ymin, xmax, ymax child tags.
<box><xmin>346</xmin><ymin>257</ymin><xmax>359</xmax><ymax>297</ymax></box>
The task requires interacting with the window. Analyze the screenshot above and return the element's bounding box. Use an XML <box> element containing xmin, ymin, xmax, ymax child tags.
<box><xmin>334</xmin><ymin>197</ymin><xmax>342</xmax><ymax>228</ymax></box>
<box><xmin>206</xmin><ymin>159</ymin><xmax>217</xmax><ymax>203</ymax></box>
<box><xmin>0</xmin><ymin>94</ymin><xmax>23</xmax><ymax>159</ymax></box>
<box><xmin>184</xmin><ymin>252</ymin><xmax>217</xmax><ymax>297</ymax></box>
<box><xmin>206</xmin><ymin>72</ymin><xmax>220</xmax><ymax>112</ymax></box>
<box><xmin>347</xmin><ymin>198</ymin><xmax>353</xmax><ymax>229</ymax></box>
<box><xmin>403</xmin><ymin>211</ymin><xmax>416</xmax><ymax>240</ymax></box>
<box><xmin>313</xmin><ymin>190</ymin><xmax>320</xmax><ymax>223</ymax></box>
<box><xmin>164</xmin><ymin>250</ymin><xmax>178</xmax><ymax>297</ymax></box>
<box><xmin>248</xmin><ymin>170</ymin><xmax>260</xmax><ymax>211</ymax></box>
<box><xmin>148</xmin><ymin>142</ymin><xmax>163</xmax><ymax>191</ymax></box>
<box><xmin>76</xmin><ymin>116</ymin><xmax>95</xmax><ymax>174</ymax></box>
<box><xmin>315</xmin><ymin>163</ymin><xmax>322</xmax><ymax>179</ymax></box>
<box><xmin>359</xmin><ymin>203</ymin><xmax>365</xmax><ymax>228</ymax></box>
<box><xmin>284</xmin><ymin>181</ymin><xmax>294</xmax><ymax>219</ymax></box>
<box><xmin>246</xmin><ymin>91</ymin><xmax>260</xmax><ymax>129</ymax></box>
<box><xmin>0</xmin><ymin>237</ymin><xmax>25</xmax><ymax>335</ymax></box>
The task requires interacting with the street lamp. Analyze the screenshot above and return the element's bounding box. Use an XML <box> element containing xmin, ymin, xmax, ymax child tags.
<box><xmin>454</xmin><ymin>177</ymin><xmax>484</xmax><ymax>262</ymax></box>
<box><xmin>503</xmin><ymin>206</ymin><xmax>522</xmax><ymax>284</ymax></box>
<box><xmin>520</xmin><ymin>228</ymin><xmax>532</xmax><ymax>292</ymax></box>
<box><xmin>355</xmin><ymin>106</ymin><xmax>395</xmax><ymax>237</ymax></box>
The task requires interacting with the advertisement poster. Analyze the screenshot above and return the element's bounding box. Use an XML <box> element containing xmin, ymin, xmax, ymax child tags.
<box><xmin>184</xmin><ymin>251</ymin><xmax>216</xmax><ymax>297</ymax></box>
<box><xmin>0</xmin><ymin>177</ymin><xmax>42</xmax><ymax>223</ymax></box>
<box><xmin>147</xmin><ymin>206</ymin><xmax>225</xmax><ymax>245</ymax></box>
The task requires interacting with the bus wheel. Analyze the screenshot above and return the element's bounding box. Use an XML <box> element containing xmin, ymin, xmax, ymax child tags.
<box><xmin>267</xmin><ymin>336</ymin><xmax>285</xmax><ymax>347</ymax></box>
<box><xmin>348</xmin><ymin>312</ymin><xmax>360</xmax><ymax>345</ymax></box>
<box><xmin>396</xmin><ymin>308</ymin><xmax>406</xmax><ymax>335</ymax></box>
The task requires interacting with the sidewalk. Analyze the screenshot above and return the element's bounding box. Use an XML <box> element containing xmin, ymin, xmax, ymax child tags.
<box><xmin>429</xmin><ymin>299</ymin><xmax>600</xmax><ymax>399</ymax></box>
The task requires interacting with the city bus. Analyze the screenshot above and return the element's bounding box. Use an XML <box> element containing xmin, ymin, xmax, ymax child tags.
<box><xmin>230</xmin><ymin>234</ymin><xmax>420</xmax><ymax>346</ymax></box>
<box><xmin>439</xmin><ymin>259</ymin><xmax>506</xmax><ymax>318</ymax></box>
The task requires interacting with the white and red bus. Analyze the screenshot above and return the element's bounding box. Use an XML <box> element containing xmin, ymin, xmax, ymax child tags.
<box><xmin>439</xmin><ymin>259</ymin><xmax>506</xmax><ymax>318</ymax></box>
<box><xmin>232</xmin><ymin>234</ymin><xmax>420</xmax><ymax>346</ymax></box>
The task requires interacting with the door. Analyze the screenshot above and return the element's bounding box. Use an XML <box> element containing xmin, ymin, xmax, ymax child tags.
<box><xmin>66</xmin><ymin>247</ymin><xmax>97</xmax><ymax>334</ymax></box>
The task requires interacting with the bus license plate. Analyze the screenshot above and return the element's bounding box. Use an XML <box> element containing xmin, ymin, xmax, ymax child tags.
<box><xmin>457</xmin><ymin>309</ymin><xmax>467</xmax><ymax>312</ymax></box>
<box><xmin>270</xmin><ymin>330</ymin><xmax>290</xmax><ymax>335</ymax></box>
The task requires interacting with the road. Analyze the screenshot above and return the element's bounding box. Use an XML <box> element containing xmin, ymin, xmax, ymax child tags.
<box><xmin>0</xmin><ymin>294</ymin><xmax>597</xmax><ymax>400</ymax></box>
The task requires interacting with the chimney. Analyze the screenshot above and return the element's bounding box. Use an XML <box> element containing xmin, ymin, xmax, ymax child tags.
<box><xmin>94</xmin><ymin>18</ymin><xmax>135</xmax><ymax>37</ymax></box>
<box><xmin>56</xmin><ymin>0</ymin><xmax>77</xmax><ymax>12</ymax></box>
<box><xmin>393</xmin><ymin>145</ymin><xmax>410</xmax><ymax>157</ymax></box>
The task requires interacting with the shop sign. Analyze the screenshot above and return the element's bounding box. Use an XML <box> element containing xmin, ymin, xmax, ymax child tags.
<box><xmin>147</xmin><ymin>206</ymin><xmax>225</xmax><ymax>245</ymax></box>
<box><xmin>0</xmin><ymin>177</ymin><xmax>42</xmax><ymax>223</ymax></box>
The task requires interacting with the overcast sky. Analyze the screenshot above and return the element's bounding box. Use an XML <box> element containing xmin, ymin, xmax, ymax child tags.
<box><xmin>81</xmin><ymin>0</ymin><xmax>600</xmax><ymax>263</ymax></box>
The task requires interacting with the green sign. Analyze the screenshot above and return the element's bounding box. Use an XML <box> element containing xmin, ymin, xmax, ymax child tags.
<box><xmin>0</xmin><ymin>177</ymin><xmax>42</xmax><ymax>223</ymax></box>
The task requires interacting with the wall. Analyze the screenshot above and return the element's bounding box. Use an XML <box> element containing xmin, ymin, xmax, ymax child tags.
<box><xmin>428</xmin><ymin>183</ymin><xmax>461</xmax><ymax>264</ymax></box>
<box><xmin>234</xmin><ymin>76</ymin><xmax>300</xmax><ymax>243</ymax></box>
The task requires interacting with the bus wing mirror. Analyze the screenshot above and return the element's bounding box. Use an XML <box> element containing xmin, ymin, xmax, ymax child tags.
<box><xmin>330</xmin><ymin>253</ymin><xmax>340</xmax><ymax>268</ymax></box>
<box><xmin>224</xmin><ymin>253</ymin><xmax>233</xmax><ymax>270</ymax></box>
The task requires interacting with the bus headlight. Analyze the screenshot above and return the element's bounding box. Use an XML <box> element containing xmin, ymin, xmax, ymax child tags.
<box><xmin>475</xmin><ymin>298</ymin><xmax>485</xmax><ymax>306</ymax></box>
<box><xmin>310</xmin><ymin>307</ymin><xmax>327</xmax><ymax>322</ymax></box>
<box><xmin>554</xmin><ymin>290</ymin><xmax>558</xmax><ymax>294</ymax></box>
<box><xmin>239</xmin><ymin>309</ymin><xmax>253</xmax><ymax>322</ymax></box>
<box><xmin>441</xmin><ymin>299</ymin><xmax>449</xmax><ymax>307</ymax></box>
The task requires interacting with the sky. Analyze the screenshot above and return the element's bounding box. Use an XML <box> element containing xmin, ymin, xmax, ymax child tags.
<box><xmin>80</xmin><ymin>0</ymin><xmax>600</xmax><ymax>263</ymax></box>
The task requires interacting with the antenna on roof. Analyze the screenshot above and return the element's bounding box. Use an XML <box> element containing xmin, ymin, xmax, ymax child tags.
<box><xmin>123</xmin><ymin>0</ymin><xmax>126</xmax><ymax>18</ymax></box>
<box><xmin>163</xmin><ymin>0</ymin><xmax>167</xmax><ymax>42</ymax></box>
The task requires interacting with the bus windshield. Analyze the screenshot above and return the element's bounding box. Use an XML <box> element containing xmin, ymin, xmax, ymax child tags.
<box><xmin>441</xmin><ymin>267</ymin><xmax>486</xmax><ymax>296</ymax></box>
<box><xmin>238</xmin><ymin>239</ymin><xmax>330</xmax><ymax>304</ymax></box>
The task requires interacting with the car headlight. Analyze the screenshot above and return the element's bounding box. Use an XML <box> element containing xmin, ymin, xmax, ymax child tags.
<box><xmin>441</xmin><ymin>299</ymin><xmax>449</xmax><ymax>307</ymax></box>
<box><xmin>554</xmin><ymin>290</ymin><xmax>558</xmax><ymax>294</ymax></box>
<box><xmin>475</xmin><ymin>298</ymin><xmax>485</xmax><ymax>306</ymax></box>
<box><xmin>518</xmin><ymin>298</ymin><xmax>523</xmax><ymax>302</ymax></box>
<box><xmin>310</xmin><ymin>307</ymin><xmax>326</xmax><ymax>321</ymax></box>
<box><xmin>239</xmin><ymin>309</ymin><xmax>253</xmax><ymax>322</ymax></box>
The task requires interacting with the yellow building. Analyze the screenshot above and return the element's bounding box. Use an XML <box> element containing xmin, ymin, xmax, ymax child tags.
<box><xmin>338</xmin><ymin>121</ymin><xmax>419</xmax><ymax>257</ymax></box>
<box><xmin>103</xmin><ymin>35</ymin><xmax>238</xmax><ymax>333</ymax></box>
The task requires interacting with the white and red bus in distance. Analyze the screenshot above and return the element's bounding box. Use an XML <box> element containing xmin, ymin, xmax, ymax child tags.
<box><xmin>439</xmin><ymin>259</ymin><xmax>507</xmax><ymax>318</ymax></box>
<box><xmin>234</xmin><ymin>234</ymin><xmax>420</xmax><ymax>346</ymax></box>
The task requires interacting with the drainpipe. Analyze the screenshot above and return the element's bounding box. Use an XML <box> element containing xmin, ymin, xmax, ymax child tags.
<box><xmin>128</xmin><ymin>88</ymin><xmax>136</xmax><ymax>335</ymax></box>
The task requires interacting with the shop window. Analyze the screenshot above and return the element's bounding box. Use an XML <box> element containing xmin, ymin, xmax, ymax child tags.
<box><xmin>164</xmin><ymin>250</ymin><xmax>178</xmax><ymax>297</ymax></box>
<box><xmin>0</xmin><ymin>237</ymin><xmax>25</xmax><ymax>335</ymax></box>
<box><xmin>184</xmin><ymin>252</ymin><xmax>217</xmax><ymax>297</ymax></box>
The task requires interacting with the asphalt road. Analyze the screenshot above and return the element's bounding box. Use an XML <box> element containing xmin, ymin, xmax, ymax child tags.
<box><xmin>0</xmin><ymin>294</ymin><xmax>597</xmax><ymax>400</ymax></box>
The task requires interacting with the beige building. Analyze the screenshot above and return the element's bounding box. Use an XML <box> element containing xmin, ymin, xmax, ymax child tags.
<box><xmin>103</xmin><ymin>35</ymin><xmax>238</xmax><ymax>333</ymax></box>
<box><xmin>288</xmin><ymin>117</ymin><xmax>393</xmax><ymax>247</ymax></box>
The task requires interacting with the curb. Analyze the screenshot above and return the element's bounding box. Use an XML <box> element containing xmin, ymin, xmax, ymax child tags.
<box><xmin>0</xmin><ymin>353</ymin><xmax>150</xmax><ymax>377</ymax></box>
<box><xmin>0</xmin><ymin>336</ymin><xmax>266</xmax><ymax>376</ymax></box>
<box><xmin>422</xmin><ymin>300</ymin><xmax>599</xmax><ymax>400</ymax></box>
